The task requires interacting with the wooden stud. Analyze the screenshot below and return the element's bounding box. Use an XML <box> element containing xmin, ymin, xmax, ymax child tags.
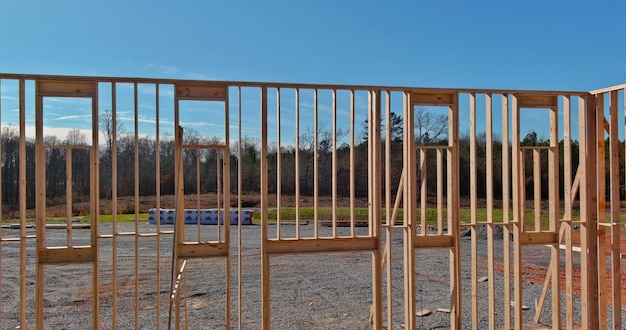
<box><xmin>154</xmin><ymin>83</ymin><xmax>161</xmax><ymax>329</ymax></box>
<box><xmin>175</xmin><ymin>84</ymin><xmax>228</xmax><ymax>101</ymax></box>
<box><xmin>0</xmin><ymin>80</ymin><xmax>2</xmax><ymax>330</ymax></box>
<box><xmin>261</xmin><ymin>87</ymin><xmax>270</xmax><ymax>329</ymax></box>
<box><xmin>411</xmin><ymin>92</ymin><xmax>455</xmax><ymax>106</ymax></box>
<box><xmin>403</xmin><ymin>91</ymin><xmax>416</xmax><ymax>330</ymax></box>
<box><xmin>596</xmin><ymin>94</ymin><xmax>607</xmax><ymax>329</ymax></box>
<box><xmin>511</xmin><ymin>94</ymin><xmax>522</xmax><ymax>330</ymax></box>
<box><xmin>371</xmin><ymin>90</ymin><xmax>383</xmax><ymax>330</ymax></box>
<box><xmin>420</xmin><ymin>148</ymin><xmax>427</xmax><ymax>234</ymax></box>
<box><xmin>548</xmin><ymin>102</ymin><xmax>560</xmax><ymax>328</ymax></box>
<box><xmin>437</xmin><ymin>149</ymin><xmax>443</xmax><ymax>235</ymax></box>
<box><xmin>608</xmin><ymin>90</ymin><xmax>621</xmax><ymax>328</ymax></box>
<box><xmin>350</xmin><ymin>90</ymin><xmax>356</xmax><ymax>237</ymax></box>
<box><xmin>332</xmin><ymin>89</ymin><xmax>337</xmax><ymax>238</ymax></box>
<box><xmin>384</xmin><ymin>90</ymin><xmax>392</xmax><ymax>329</ymax></box>
<box><xmin>276</xmin><ymin>88</ymin><xmax>282</xmax><ymax>239</ymax></box>
<box><xmin>111</xmin><ymin>83</ymin><xmax>119</xmax><ymax>328</ymax></box>
<box><xmin>563</xmin><ymin>96</ymin><xmax>574</xmax><ymax>329</ymax></box>
<box><xmin>469</xmin><ymin>93</ymin><xmax>478</xmax><ymax>330</ymax></box>
<box><xmin>35</xmin><ymin>80</ymin><xmax>45</xmax><ymax>330</ymax></box>
<box><xmin>484</xmin><ymin>94</ymin><xmax>495</xmax><ymax>330</ymax></box>
<box><xmin>295</xmin><ymin>89</ymin><xmax>301</xmax><ymax>239</ymax></box>
<box><xmin>449</xmin><ymin>94</ymin><xmax>461</xmax><ymax>329</ymax></box>
<box><xmin>237</xmin><ymin>86</ymin><xmax>243</xmax><ymax>330</ymax></box>
<box><xmin>314</xmin><ymin>89</ymin><xmax>319</xmax><ymax>239</ymax></box>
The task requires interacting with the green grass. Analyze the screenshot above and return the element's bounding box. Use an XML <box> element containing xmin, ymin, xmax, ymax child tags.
<box><xmin>256</xmin><ymin>206</ymin><xmax>626</xmax><ymax>228</ymax></box>
<box><xmin>5</xmin><ymin>207</ymin><xmax>626</xmax><ymax>227</ymax></box>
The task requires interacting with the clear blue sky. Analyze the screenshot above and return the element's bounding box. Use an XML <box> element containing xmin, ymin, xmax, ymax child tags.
<box><xmin>0</xmin><ymin>1</ymin><xmax>625</xmax><ymax>143</ymax></box>
<box><xmin>1</xmin><ymin>1</ymin><xmax>624</xmax><ymax>90</ymax></box>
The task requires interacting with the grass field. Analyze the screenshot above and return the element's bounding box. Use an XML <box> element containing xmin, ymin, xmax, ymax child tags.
<box><xmin>9</xmin><ymin>206</ymin><xmax>625</xmax><ymax>228</ymax></box>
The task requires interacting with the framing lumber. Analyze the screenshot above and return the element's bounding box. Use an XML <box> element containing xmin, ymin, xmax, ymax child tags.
<box><xmin>1</xmin><ymin>73</ymin><xmax>624</xmax><ymax>330</ymax></box>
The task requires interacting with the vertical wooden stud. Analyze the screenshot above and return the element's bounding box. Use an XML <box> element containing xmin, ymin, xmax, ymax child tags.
<box><xmin>403</xmin><ymin>91</ymin><xmax>416</xmax><ymax>330</ymax></box>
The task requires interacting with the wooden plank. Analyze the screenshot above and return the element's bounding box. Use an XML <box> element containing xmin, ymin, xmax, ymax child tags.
<box><xmin>410</xmin><ymin>92</ymin><xmax>455</xmax><ymax>106</ymax></box>
<box><xmin>501</xmin><ymin>94</ymin><xmax>511</xmax><ymax>330</ymax></box>
<box><xmin>277</xmin><ymin>88</ymin><xmax>282</xmax><ymax>239</ymax></box>
<box><xmin>563</xmin><ymin>96</ymin><xmax>572</xmax><ymax>220</ymax></box>
<box><xmin>154</xmin><ymin>83</ymin><xmax>162</xmax><ymax>329</ymax></box>
<box><xmin>133</xmin><ymin>83</ymin><xmax>140</xmax><ymax>328</ymax></box>
<box><xmin>177</xmin><ymin>242</ymin><xmax>229</xmax><ymax>258</ymax></box>
<box><xmin>175</xmin><ymin>84</ymin><xmax>228</xmax><ymax>101</ymax></box>
<box><xmin>260</xmin><ymin>87</ymin><xmax>270</xmax><ymax>329</ymax></box>
<box><xmin>413</xmin><ymin>235</ymin><xmax>454</xmax><ymax>248</ymax></box>
<box><xmin>548</xmin><ymin>103</ymin><xmax>560</xmax><ymax>329</ymax></box>
<box><xmin>237</xmin><ymin>86</ymin><xmax>243</xmax><ymax>329</ymax></box>
<box><xmin>314</xmin><ymin>89</ymin><xmax>319</xmax><ymax>239</ymax></box>
<box><xmin>485</xmin><ymin>94</ymin><xmax>495</xmax><ymax>330</ymax></box>
<box><xmin>265</xmin><ymin>237</ymin><xmax>379</xmax><ymax>255</ymax></box>
<box><xmin>517</xmin><ymin>94</ymin><xmax>558</xmax><ymax>108</ymax></box>
<box><xmin>511</xmin><ymin>94</ymin><xmax>523</xmax><ymax>329</ymax></box>
<box><xmin>37</xmin><ymin>80</ymin><xmax>96</xmax><ymax>96</ymax></box>
<box><xmin>349</xmin><ymin>90</ymin><xmax>356</xmax><ymax>237</ymax></box>
<box><xmin>403</xmin><ymin>91</ymin><xmax>417</xmax><ymax>330</ymax></box>
<box><xmin>1</xmin><ymin>72</ymin><xmax>593</xmax><ymax>95</ymax></box>
<box><xmin>371</xmin><ymin>90</ymin><xmax>383</xmax><ymax>329</ymax></box>
<box><xmin>384</xmin><ymin>89</ymin><xmax>393</xmax><ymax>330</ymax></box>
<box><xmin>449</xmin><ymin>94</ymin><xmax>462</xmax><ymax>329</ymax></box>
<box><xmin>421</xmin><ymin>148</ymin><xmax>427</xmax><ymax>234</ymax></box>
<box><xmin>111</xmin><ymin>83</ymin><xmax>119</xmax><ymax>329</ymax></box>
<box><xmin>582</xmin><ymin>94</ymin><xmax>599</xmax><ymax>330</ymax></box>
<box><xmin>533</xmin><ymin>149</ymin><xmax>541</xmax><ymax>232</ymax></box>
<box><xmin>609</xmin><ymin>90</ymin><xmax>622</xmax><ymax>328</ymax></box>
<box><xmin>596</xmin><ymin>94</ymin><xmax>607</xmax><ymax>329</ymax></box>
<box><xmin>38</xmin><ymin>247</ymin><xmax>96</xmax><ymax>264</ymax></box>
<box><xmin>332</xmin><ymin>89</ymin><xmax>337</xmax><ymax>238</ymax></box>
<box><xmin>34</xmin><ymin>82</ymin><xmax>45</xmax><ymax>330</ymax></box>
<box><xmin>295</xmin><ymin>88</ymin><xmax>301</xmax><ymax>239</ymax></box>
<box><xmin>469</xmin><ymin>93</ymin><xmax>478</xmax><ymax>330</ymax></box>
<box><xmin>519</xmin><ymin>232</ymin><xmax>558</xmax><ymax>245</ymax></box>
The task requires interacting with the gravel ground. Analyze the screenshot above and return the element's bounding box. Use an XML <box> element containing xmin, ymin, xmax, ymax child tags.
<box><xmin>1</xmin><ymin>223</ymin><xmax>624</xmax><ymax>329</ymax></box>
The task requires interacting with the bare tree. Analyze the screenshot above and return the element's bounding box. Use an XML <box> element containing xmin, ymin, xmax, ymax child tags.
<box><xmin>415</xmin><ymin>107</ymin><xmax>448</xmax><ymax>145</ymax></box>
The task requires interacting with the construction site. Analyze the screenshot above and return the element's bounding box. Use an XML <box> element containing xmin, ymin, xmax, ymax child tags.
<box><xmin>0</xmin><ymin>73</ymin><xmax>624</xmax><ymax>329</ymax></box>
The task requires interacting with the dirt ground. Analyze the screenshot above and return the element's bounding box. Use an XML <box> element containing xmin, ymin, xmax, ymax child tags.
<box><xmin>4</xmin><ymin>194</ymin><xmax>625</xmax><ymax>327</ymax></box>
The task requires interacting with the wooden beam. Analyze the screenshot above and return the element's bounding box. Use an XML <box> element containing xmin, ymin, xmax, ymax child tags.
<box><xmin>403</xmin><ymin>91</ymin><xmax>417</xmax><ymax>330</ymax></box>
<box><xmin>516</xmin><ymin>94</ymin><xmax>558</xmax><ymax>108</ymax></box>
<box><xmin>177</xmin><ymin>242</ymin><xmax>229</xmax><ymax>259</ymax></box>
<box><xmin>519</xmin><ymin>232</ymin><xmax>558</xmax><ymax>245</ymax></box>
<box><xmin>266</xmin><ymin>237</ymin><xmax>379</xmax><ymax>255</ymax></box>
<box><xmin>38</xmin><ymin>247</ymin><xmax>96</xmax><ymax>264</ymax></box>
<box><xmin>413</xmin><ymin>235</ymin><xmax>454</xmax><ymax>249</ymax></box>
<box><xmin>37</xmin><ymin>80</ymin><xmax>96</xmax><ymax>97</ymax></box>
<box><xmin>410</xmin><ymin>92</ymin><xmax>455</xmax><ymax>106</ymax></box>
<box><xmin>175</xmin><ymin>84</ymin><xmax>228</xmax><ymax>101</ymax></box>
<box><xmin>609</xmin><ymin>90</ymin><xmax>622</xmax><ymax>328</ymax></box>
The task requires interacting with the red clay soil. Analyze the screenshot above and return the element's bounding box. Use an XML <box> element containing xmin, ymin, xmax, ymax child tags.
<box><xmin>492</xmin><ymin>229</ymin><xmax>626</xmax><ymax>309</ymax></box>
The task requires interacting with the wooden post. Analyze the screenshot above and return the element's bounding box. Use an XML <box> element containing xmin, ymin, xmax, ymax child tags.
<box><xmin>549</xmin><ymin>102</ymin><xmax>560</xmax><ymax>329</ymax></box>
<box><xmin>449</xmin><ymin>93</ymin><xmax>461</xmax><ymax>329</ymax></box>
<box><xmin>469</xmin><ymin>93</ymin><xmax>478</xmax><ymax>330</ymax></box>
<box><xmin>563</xmin><ymin>96</ymin><xmax>574</xmax><ymax>329</ymax></box>
<box><xmin>608</xmin><ymin>90</ymin><xmax>621</xmax><ymax>328</ymax></box>
<box><xmin>485</xmin><ymin>93</ymin><xmax>496</xmax><ymax>330</ymax></box>
<box><xmin>261</xmin><ymin>87</ymin><xmax>270</xmax><ymax>330</ymax></box>
<box><xmin>403</xmin><ymin>91</ymin><xmax>416</xmax><ymax>330</ymax></box>
<box><xmin>501</xmin><ymin>94</ymin><xmax>511</xmax><ymax>330</ymax></box>
<box><xmin>511</xmin><ymin>94</ymin><xmax>522</xmax><ymax>329</ymax></box>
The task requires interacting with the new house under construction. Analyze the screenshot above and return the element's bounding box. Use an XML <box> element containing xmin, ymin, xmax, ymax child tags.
<box><xmin>0</xmin><ymin>73</ymin><xmax>624</xmax><ymax>329</ymax></box>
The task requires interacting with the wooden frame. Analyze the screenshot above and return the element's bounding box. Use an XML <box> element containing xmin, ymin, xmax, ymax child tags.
<box><xmin>0</xmin><ymin>73</ymin><xmax>623</xmax><ymax>329</ymax></box>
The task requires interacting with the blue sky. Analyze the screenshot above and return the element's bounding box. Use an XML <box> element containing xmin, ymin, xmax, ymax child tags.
<box><xmin>0</xmin><ymin>1</ymin><xmax>625</xmax><ymax>144</ymax></box>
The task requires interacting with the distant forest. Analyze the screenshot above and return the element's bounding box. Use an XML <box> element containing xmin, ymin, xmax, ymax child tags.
<box><xmin>2</xmin><ymin>109</ymin><xmax>617</xmax><ymax>213</ymax></box>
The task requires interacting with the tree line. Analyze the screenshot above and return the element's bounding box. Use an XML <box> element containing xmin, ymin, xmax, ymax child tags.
<box><xmin>1</xmin><ymin>110</ymin><xmax>621</xmax><ymax>214</ymax></box>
